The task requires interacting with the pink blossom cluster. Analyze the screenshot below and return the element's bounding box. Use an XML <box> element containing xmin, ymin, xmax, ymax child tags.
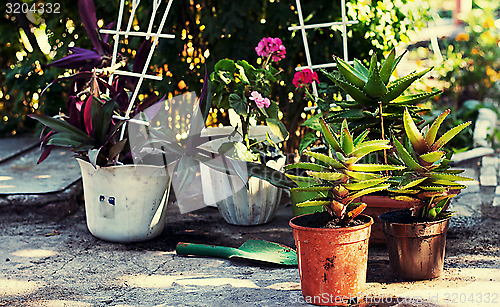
<box><xmin>255</xmin><ymin>37</ymin><xmax>286</xmax><ymax>62</ymax></box>
<box><xmin>293</xmin><ymin>69</ymin><xmax>319</xmax><ymax>88</ymax></box>
<box><xmin>249</xmin><ymin>91</ymin><xmax>271</xmax><ymax>108</ymax></box>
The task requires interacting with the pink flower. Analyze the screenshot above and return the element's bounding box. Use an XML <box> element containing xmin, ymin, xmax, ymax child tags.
<box><xmin>255</xmin><ymin>37</ymin><xmax>286</xmax><ymax>62</ymax></box>
<box><xmin>249</xmin><ymin>91</ymin><xmax>271</xmax><ymax>108</ymax></box>
<box><xmin>293</xmin><ymin>69</ymin><xmax>319</xmax><ymax>88</ymax></box>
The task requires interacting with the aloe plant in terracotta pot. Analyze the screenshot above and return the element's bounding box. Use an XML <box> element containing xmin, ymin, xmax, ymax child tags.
<box><xmin>379</xmin><ymin>108</ymin><xmax>472</xmax><ymax>280</ymax></box>
<box><xmin>316</xmin><ymin>48</ymin><xmax>443</xmax><ymax>244</ymax></box>
<box><xmin>288</xmin><ymin>118</ymin><xmax>404</xmax><ymax>306</ymax></box>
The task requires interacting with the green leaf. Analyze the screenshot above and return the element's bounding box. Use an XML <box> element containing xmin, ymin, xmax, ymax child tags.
<box><xmin>247</xmin><ymin>161</ymin><xmax>297</xmax><ymax>189</ymax></box>
<box><xmin>301</xmin><ymin>113</ymin><xmax>322</xmax><ymax>130</ymax></box>
<box><xmin>215</xmin><ymin>59</ymin><xmax>236</xmax><ymax>74</ymax></box>
<box><xmin>419</xmin><ymin>151</ymin><xmax>446</xmax><ymax>164</ymax></box>
<box><xmin>353</xmin><ymin>129</ymin><xmax>370</xmax><ymax>148</ymax></box>
<box><xmin>306</xmin><ymin>171</ymin><xmax>347</xmax><ymax>181</ymax></box>
<box><xmin>341</xmin><ymin>119</ymin><xmax>354</xmax><ymax>155</ymax></box>
<box><xmin>343</xmin><ymin>177</ymin><xmax>390</xmax><ymax>190</ymax></box>
<box><xmin>381</xmin><ymin>67</ymin><xmax>433</xmax><ymax>103</ymax></box>
<box><xmin>266</xmin><ymin>118</ymin><xmax>288</xmax><ymax>141</ymax></box>
<box><xmin>296</xmin><ymin>200</ymin><xmax>331</xmax><ymax>208</ymax></box>
<box><xmin>285</xmin><ymin>162</ymin><xmax>327</xmax><ymax>172</ymax></box>
<box><xmin>29</xmin><ymin>114</ymin><xmax>91</xmax><ymax>139</ymax></box>
<box><xmin>298</xmin><ymin>132</ymin><xmax>318</xmax><ymax>154</ymax></box>
<box><xmin>392</xmin><ymin>135</ymin><xmax>425</xmax><ymax>171</ymax></box>
<box><xmin>88</xmin><ymin>148</ymin><xmax>101</xmax><ymax>168</ymax></box>
<box><xmin>349</xmin><ymin>164</ymin><xmax>405</xmax><ymax>172</ymax></box>
<box><xmin>304</xmin><ymin>151</ymin><xmax>345</xmax><ymax>169</ymax></box>
<box><xmin>350</xmin><ymin>140</ymin><xmax>391</xmax><ymax>160</ymax></box>
<box><xmin>344</xmin><ymin>183</ymin><xmax>391</xmax><ymax>204</ymax></box>
<box><xmin>353</xmin><ymin>58</ymin><xmax>369</xmax><ymax>77</ymax></box>
<box><xmin>430</xmin><ymin>121</ymin><xmax>472</xmax><ymax>152</ymax></box>
<box><xmin>363</xmin><ymin>54</ymin><xmax>387</xmax><ymax>98</ymax></box>
<box><xmin>426</xmin><ymin>172</ymin><xmax>474</xmax><ymax>182</ymax></box>
<box><xmin>94</xmin><ymin>98</ymin><xmax>116</xmax><ymax>145</ymax></box>
<box><xmin>398</xmin><ymin>177</ymin><xmax>427</xmax><ymax>190</ymax></box>
<box><xmin>335</xmin><ymin>56</ymin><xmax>366</xmax><ymax>87</ymax></box>
<box><xmin>379</xmin><ymin>48</ymin><xmax>395</xmax><ymax>85</ymax></box>
<box><xmin>391</xmin><ymin>90</ymin><xmax>442</xmax><ymax>106</ymax></box>
<box><xmin>229</xmin><ymin>93</ymin><xmax>247</xmax><ymax>115</ymax></box>
<box><xmin>46</xmin><ymin>132</ymin><xmax>91</xmax><ymax>148</ymax></box>
<box><xmin>109</xmin><ymin>138</ymin><xmax>127</xmax><ymax>160</ymax></box>
<box><xmin>345</xmin><ymin>170</ymin><xmax>383</xmax><ymax>180</ymax></box>
<box><xmin>403</xmin><ymin>108</ymin><xmax>429</xmax><ymax>154</ymax></box>
<box><xmin>323</xmin><ymin>70</ymin><xmax>371</xmax><ymax>104</ymax></box>
<box><xmin>319</xmin><ymin>117</ymin><xmax>342</xmax><ymax>152</ymax></box>
<box><xmin>291</xmin><ymin>185</ymin><xmax>333</xmax><ymax>193</ymax></box>
<box><xmin>425</xmin><ymin>109</ymin><xmax>450</xmax><ymax>145</ymax></box>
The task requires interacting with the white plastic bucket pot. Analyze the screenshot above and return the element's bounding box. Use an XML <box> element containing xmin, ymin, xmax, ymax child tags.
<box><xmin>200</xmin><ymin>156</ymin><xmax>285</xmax><ymax>226</ymax></box>
<box><xmin>77</xmin><ymin>159</ymin><xmax>171</xmax><ymax>243</ymax></box>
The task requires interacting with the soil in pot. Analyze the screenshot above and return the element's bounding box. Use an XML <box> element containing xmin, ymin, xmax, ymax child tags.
<box><xmin>290</xmin><ymin>212</ymin><xmax>373</xmax><ymax>306</ymax></box>
<box><xmin>379</xmin><ymin>209</ymin><xmax>451</xmax><ymax>281</ymax></box>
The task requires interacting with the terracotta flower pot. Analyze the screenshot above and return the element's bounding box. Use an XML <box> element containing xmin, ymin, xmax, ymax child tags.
<box><xmin>360</xmin><ymin>195</ymin><xmax>421</xmax><ymax>245</ymax></box>
<box><xmin>290</xmin><ymin>214</ymin><xmax>373</xmax><ymax>306</ymax></box>
<box><xmin>379</xmin><ymin>209</ymin><xmax>451</xmax><ymax>280</ymax></box>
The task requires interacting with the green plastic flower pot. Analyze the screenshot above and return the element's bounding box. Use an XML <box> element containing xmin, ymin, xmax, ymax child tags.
<box><xmin>288</xmin><ymin>174</ymin><xmax>325</xmax><ymax>217</ymax></box>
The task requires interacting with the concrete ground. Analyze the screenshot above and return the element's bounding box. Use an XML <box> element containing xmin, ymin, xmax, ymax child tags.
<box><xmin>1</xmin><ymin>136</ymin><xmax>500</xmax><ymax>307</ymax></box>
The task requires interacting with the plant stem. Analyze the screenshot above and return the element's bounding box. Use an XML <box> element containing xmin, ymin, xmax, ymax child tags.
<box><xmin>379</xmin><ymin>101</ymin><xmax>389</xmax><ymax>174</ymax></box>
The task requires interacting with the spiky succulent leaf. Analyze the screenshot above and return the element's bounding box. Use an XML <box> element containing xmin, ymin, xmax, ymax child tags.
<box><xmin>425</xmin><ymin>109</ymin><xmax>450</xmax><ymax>145</ymax></box>
<box><xmin>342</xmin><ymin>203</ymin><xmax>367</xmax><ymax>224</ymax></box>
<box><xmin>381</xmin><ymin>67</ymin><xmax>433</xmax><ymax>103</ymax></box>
<box><xmin>341</xmin><ymin>120</ymin><xmax>354</xmax><ymax>155</ymax></box>
<box><xmin>379</xmin><ymin>48</ymin><xmax>396</xmax><ymax>85</ymax></box>
<box><xmin>426</xmin><ymin>172</ymin><xmax>474</xmax><ymax>182</ymax></box>
<box><xmin>419</xmin><ymin>151</ymin><xmax>446</xmax><ymax>164</ymax></box>
<box><xmin>349</xmin><ymin>164</ymin><xmax>405</xmax><ymax>172</ymax></box>
<box><xmin>345</xmin><ymin>170</ymin><xmax>383</xmax><ymax>180</ymax></box>
<box><xmin>350</xmin><ymin>140</ymin><xmax>391</xmax><ymax>160</ymax></box>
<box><xmin>304</xmin><ymin>151</ymin><xmax>345</xmax><ymax>169</ymax></box>
<box><xmin>398</xmin><ymin>177</ymin><xmax>427</xmax><ymax>190</ymax></box>
<box><xmin>296</xmin><ymin>200</ymin><xmax>332</xmax><ymax>208</ymax></box>
<box><xmin>391</xmin><ymin>90</ymin><xmax>442</xmax><ymax>105</ymax></box>
<box><xmin>291</xmin><ymin>184</ymin><xmax>333</xmax><ymax>193</ymax></box>
<box><xmin>335</xmin><ymin>57</ymin><xmax>367</xmax><ymax>87</ymax></box>
<box><xmin>285</xmin><ymin>162</ymin><xmax>327</xmax><ymax>172</ymax></box>
<box><xmin>319</xmin><ymin>117</ymin><xmax>342</xmax><ymax>152</ymax></box>
<box><xmin>353</xmin><ymin>58</ymin><xmax>369</xmax><ymax>77</ymax></box>
<box><xmin>363</xmin><ymin>54</ymin><xmax>387</xmax><ymax>98</ymax></box>
<box><xmin>403</xmin><ymin>108</ymin><xmax>429</xmax><ymax>154</ymax></box>
<box><xmin>325</xmin><ymin>73</ymin><xmax>372</xmax><ymax>104</ymax></box>
<box><xmin>430</xmin><ymin>121</ymin><xmax>472</xmax><ymax>151</ymax></box>
<box><xmin>353</xmin><ymin>129</ymin><xmax>370</xmax><ymax>148</ymax></box>
<box><xmin>343</xmin><ymin>177</ymin><xmax>390</xmax><ymax>190</ymax></box>
<box><xmin>306</xmin><ymin>171</ymin><xmax>347</xmax><ymax>181</ymax></box>
<box><xmin>344</xmin><ymin>183</ymin><xmax>391</xmax><ymax>204</ymax></box>
<box><xmin>392</xmin><ymin>135</ymin><xmax>425</xmax><ymax>172</ymax></box>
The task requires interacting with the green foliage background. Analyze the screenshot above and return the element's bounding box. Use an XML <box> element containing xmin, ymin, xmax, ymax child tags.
<box><xmin>0</xmin><ymin>0</ymin><xmax>430</xmax><ymax>154</ymax></box>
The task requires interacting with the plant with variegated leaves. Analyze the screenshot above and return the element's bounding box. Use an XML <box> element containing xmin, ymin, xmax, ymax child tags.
<box><xmin>323</xmin><ymin>48</ymin><xmax>441</xmax><ymax>141</ymax></box>
<box><xmin>390</xmin><ymin>108</ymin><xmax>473</xmax><ymax>220</ymax></box>
<box><xmin>285</xmin><ymin>118</ymin><xmax>405</xmax><ymax>226</ymax></box>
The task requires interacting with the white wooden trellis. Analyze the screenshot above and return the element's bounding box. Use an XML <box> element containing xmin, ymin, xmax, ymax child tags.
<box><xmin>97</xmin><ymin>0</ymin><xmax>176</xmax><ymax>140</ymax></box>
<box><xmin>288</xmin><ymin>0</ymin><xmax>358</xmax><ymax>109</ymax></box>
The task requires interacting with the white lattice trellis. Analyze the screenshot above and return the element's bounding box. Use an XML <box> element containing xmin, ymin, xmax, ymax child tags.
<box><xmin>289</xmin><ymin>0</ymin><xmax>358</xmax><ymax>108</ymax></box>
<box><xmin>97</xmin><ymin>0</ymin><xmax>176</xmax><ymax>139</ymax></box>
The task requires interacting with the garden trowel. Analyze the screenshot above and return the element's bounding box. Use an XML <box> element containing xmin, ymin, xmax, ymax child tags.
<box><xmin>176</xmin><ymin>239</ymin><xmax>298</xmax><ymax>266</ymax></box>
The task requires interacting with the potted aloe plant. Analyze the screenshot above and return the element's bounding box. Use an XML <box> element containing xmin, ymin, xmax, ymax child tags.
<box><xmin>203</xmin><ymin>37</ymin><xmax>290</xmax><ymax>225</ymax></box>
<box><xmin>379</xmin><ymin>108</ymin><xmax>472</xmax><ymax>280</ymax></box>
<box><xmin>30</xmin><ymin>0</ymin><xmax>296</xmax><ymax>242</ymax></box>
<box><xmin>296</xmin><ymin>49</ymin><xmax>443</xmax><ymax>243</ymax></box>
<box><xmin>288</xmin><ymin>118</ymin><xmax>404</xmax><ymax>305</ymax></box>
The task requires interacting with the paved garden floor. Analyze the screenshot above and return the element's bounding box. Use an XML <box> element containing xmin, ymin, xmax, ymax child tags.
<box><xmin>1</xmin><ymin>136</ymin><xmax>500</xmax><ymax>306</ymax></box>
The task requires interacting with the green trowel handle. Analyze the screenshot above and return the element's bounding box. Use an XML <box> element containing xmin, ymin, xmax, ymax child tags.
<box><xmin>176</xmin><ymin>242</ymin><xmax>239</xmax><ymax>259</ymax></box>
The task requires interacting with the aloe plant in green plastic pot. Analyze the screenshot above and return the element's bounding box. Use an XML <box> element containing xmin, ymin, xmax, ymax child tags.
<box><xmin>380</xmin><ymin>108</ymin><xmax>472</xmax><ymax>280</ymax></box>
<box><xmin>288</xmin><ymin>118</ymin><xmax>404</xmax><ymax>305</ymax></box>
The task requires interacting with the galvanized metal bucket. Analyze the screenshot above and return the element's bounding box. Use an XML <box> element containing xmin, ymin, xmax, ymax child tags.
<box><xmin>379</xmin><ymin>209</ymin><xmax>450</xmax><ymax>280</ymax></box>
